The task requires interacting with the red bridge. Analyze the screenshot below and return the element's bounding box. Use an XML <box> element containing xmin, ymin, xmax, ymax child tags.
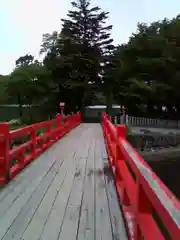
<box><xmin>0</xmin><ymin>112</ymin><xmax>179</xmax><ymax>239</ymax></box>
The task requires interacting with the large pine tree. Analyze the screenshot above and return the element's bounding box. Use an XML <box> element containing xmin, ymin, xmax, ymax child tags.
<box><xmin>58</xmin><ymin>0</ymin><xmax>113</xmax><ymax>111</ymax></box>
<box><xmin>41</xmin><ymin>0</ymin><xmax>113</xmax><ymax>112</ymax></box>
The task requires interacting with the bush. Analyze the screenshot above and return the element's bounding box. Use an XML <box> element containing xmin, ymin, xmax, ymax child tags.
<box><xmin>126</xmin><ymin>124</ymin><xmax>132</xmax><ymax>136</ymax></box>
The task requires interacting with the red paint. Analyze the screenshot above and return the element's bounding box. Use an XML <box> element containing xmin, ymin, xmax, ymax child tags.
<box><xmin>101</xmin><ymin>112</ymin><xmax>180</xmax><ymax>240</ymax></box>
<box><xmin>0</xmin><ymin>112</ymin><xmax>81</xmax><ymax>184</ymax></box>
<box><xmin>0</xmin><ymin>123</ymin><xmax>9</xmax><ymax>183</ymax></box>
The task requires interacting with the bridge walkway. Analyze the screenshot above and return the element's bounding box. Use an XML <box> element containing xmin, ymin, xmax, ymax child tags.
<box><xmin>0</xmin><ymin>124</ymin><xmax>127</xmax><ymax>240</ymax></box>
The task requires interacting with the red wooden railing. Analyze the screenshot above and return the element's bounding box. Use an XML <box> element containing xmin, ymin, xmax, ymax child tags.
<box><xmin>102</xmin><ymin>112</ymin><xmax>180</xmax><ymax>240</ymax></box>
<box><xmin>0</xmin><ymin>112</ymin><xmax>81</xmax><ymax>184</ymax></box>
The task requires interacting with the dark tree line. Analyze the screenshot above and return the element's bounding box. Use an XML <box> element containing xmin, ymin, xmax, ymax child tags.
<box><xmin>1</xmin><ymin>0</ymin><xmax>180</xmax><ymax>121</ymax></box>
<box><xmin>112</xmin><ymin>16</ymin><xmax>180</xmax><ymax>119</ymax></box>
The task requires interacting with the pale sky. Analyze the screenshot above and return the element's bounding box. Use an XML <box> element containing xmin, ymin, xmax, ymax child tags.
<box><xmin>0</xmin><ymin>0</ymin><xmax>180</xmax><ymax>75</ymax></box>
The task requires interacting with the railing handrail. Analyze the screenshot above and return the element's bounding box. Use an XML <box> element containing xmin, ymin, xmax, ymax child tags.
<box><xmin>101</xmin><ymin>112</ymin><xmax>180</xmax><ymax>239</ymax></box>
<box><xmin>0</xmin><ymin>112</ymin><xmax>81</xmax><ymax>184</ymax></box>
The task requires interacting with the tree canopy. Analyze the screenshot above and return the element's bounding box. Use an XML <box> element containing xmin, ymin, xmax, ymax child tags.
<box><xmin>1</xmin><ymin>0</ymin><xmax>180</xmax><ymax>121</ymax></box>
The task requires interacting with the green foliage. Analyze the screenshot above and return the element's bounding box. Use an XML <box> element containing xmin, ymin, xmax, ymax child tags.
<box><xmin>104</xmin><ymin>15</ymin><xmax>180</xmax><ymax>119</ymax></box>
<box><xmin>5</xmin><ymin>55</ymin><xmax>53</xmax><ymax>122</ymax></box>
<box><xmin>41</xmin><ymin>0</ymin><xmax>113</xmax><ymax>112</ymax></box>
<box><xmin>2</xmin><ymin>2</ymin><xmax>180</xmax><ymax>123</ymax></box>
<box><xmin>15</xmin><ymin>54</ymin><xmax>34</xmax><ymax>67</ymax></box>
<box><xmin>0</xmin><ymin>75</ymin><xmax>9</xmax><ymax>104</ymax></box>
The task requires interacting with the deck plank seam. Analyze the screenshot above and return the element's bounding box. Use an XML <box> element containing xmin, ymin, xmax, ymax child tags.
<box><xmin>27</xmin><ymin>128</ymin><xmax>88</xmax><ymax>240</ymax></box>
<box><xmin>0</xmin><ymin>156</ymin><xmax>63</xmax><ymax>218</ymax></box>
<box><xmin>2</xmin><ymin>169</ymin><xmax>67</xmax><ymax>240</ymax></box>
<box><xmin>0</xmin><ymin>124</ymin><xmax>83</xmax><ymax>209</ymax></box>
<box><xmin>38</xmin><ymin>138</ymin><xmax>88</xmax><ymax>239</ymax></box>
<box><xmin>0</xmin><ymin>124</ymin><xmax>128</xmax><ymax>240</ymax></box>
<box><xmin>0</xmin><ymin>125</ymin><xmax>86</xmax><ymax>239</ymax></box>
<box><xmin>38</xmin><ymin>127</ymin><xmax>91</xmax><ymax>240</ymax></box>
<box><xmin>57</xmin><ymin>128</ymin><xmax>92</xmax><ymax>239</ymax></box>
<box><xmin>18</xmin><ymin>170</ymin><xmax>67</xmax><ymax>240</ymax></box>
<box><xmin>0</xmin><ymin>125</ymin><xmax>84</xmax><ymax>203</ymax></box>
<box><xmin>99</xmin><ymin>140</ymin><xmax>114</xmax><ymax>240</ymax></box>
<box><xmin>0</xmin><ymin>161</ymin><xmax>58</xmax><ymax>239</ymax></box>
<box><xmin>34</xmin><ymin>171</ymin><xmax>68</xmax><ymax>240</ymax></box>
<box><xmin>75</xmin><ymin>140</ymin><xmax>93</xmax><ymax>239</ymax></box>
<box><xmin>95</xmin><ymin>136</ymin><xmax>113</xmax><ymax>239</ymax></box>
<box><xmin>56</xmin><ymin>156</ymin><xmax>82</xmax><ymax>239</ymax></box>
<box><xmin>0</xmin><ymin>159</ymin><xmax>56</xmax><ymax>217</ymax></box>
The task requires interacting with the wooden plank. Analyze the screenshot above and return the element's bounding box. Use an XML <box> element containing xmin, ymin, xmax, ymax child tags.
<box><xmin>94</xmin><ymin>125</ymin><xmax>113</xmax><ymax>240</ymax></box>
<box><xmin>77</xmin><ymin>140</ymin><xmax>95</xmax><ymax>240</ymax></box>
<box><xmin>0</xmin><ymin>152</ymin><xmax>53</xmax><ymax>204</ymax></box>
<box><xmin>39</xmin><ymin>154</ymin><xmax>79</xmax><ymax>240</ymax></box>
<box><xmin>0</xmin><ymin>125</ymin><xmax>84</xmax><ymax>239</ymax></box>
<box><xmin>2</xmin><ymin>159</ymin><xmax>66</xmax><ymax>240</ymax></box>
<box><xmin>18</xmin><ymin>162</ymin><xmax>68</xmax><ymax>240</ymax></box>
<box><xmin>0</xmin><ymin>124</ymin><xmax>84</xmax><ymax>208</ymax></box>
<box><xmin>58</xmin><ymin>146</ymin><xmax>88</xmax><ymax>239</ymax></box>
<box><xmin>0</xmin><ymin>129</ymin><xmax>74</xmax><ymax>210</ymax></box>
<box><xmin>40</xmin><ymin>133</ymin><xmax>90</xmax><ymax>240</ymax></box>
<box><xmin>20</xmin><ymin>127</ymin><xmax>88</xmax><ymax>240</ymax></box>
<box><xmin>0</xmin><ymin>162</ymin><xmax>58</xmax><ymax>239</ymax></box>
<box><xmin>0</xmin><ymin>158</ymin><xmax>56</xmax><ymax>218</ymax></box>
<box><xmin>0</xmin><ymin>125</ymin><xmax>82</xmax><ymax>204</ymax></box>
<box><xmin>0</xmin><ymin>124</ymin><xmax>128</xmax><ymax>240</ymax></box>
<box><xmin>101</xmin><ymin>138</ymin><xmax>128</xmax><ymax>240</ymax></box>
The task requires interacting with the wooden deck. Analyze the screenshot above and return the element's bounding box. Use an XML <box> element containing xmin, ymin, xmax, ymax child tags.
<box><xmin>0</xmin><ymin>124</ymin><xmax>127</xmax><ymax>240</ymax></box>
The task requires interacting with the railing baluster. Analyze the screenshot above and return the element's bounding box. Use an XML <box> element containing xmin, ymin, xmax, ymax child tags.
<box><xmin>0</xmin><ymin>112</ymin><xmax>81</xmax><ymax>184</ymax></box>
<box><xmin>30</xmin><ymin>126</ymin><xmax>36</xmax><ymax>158</ymax></box>
<box><xmin>0</xmin><ymin>123</ymin><xmax>9</xmax><ymax>184</ymax></box>
<box><xmin>101</xmin><ymin>112</ymin><xmax>180</xmax><ymax>239</ymax></box>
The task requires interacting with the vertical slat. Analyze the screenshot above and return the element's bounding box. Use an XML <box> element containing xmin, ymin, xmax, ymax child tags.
<box><xmin>0</xmin><ymin>123</ymin><xmax>9</xmax><ymax>184</ymax></box>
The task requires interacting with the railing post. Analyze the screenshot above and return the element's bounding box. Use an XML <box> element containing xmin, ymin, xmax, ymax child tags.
<box><xmin>116</xmin><ymin>124</ymin><xmax>126</xmax><ymax>139</ymax></box>
<box><xmin>0</xmin><ymin>123</ymin><xmax>9</xmax><ymax>184</ymax></box>
<box><xmin>75</xmin><ymin>113</ymin><xmax>78</xmax><ymax>126</ymax></box>
<box><xmin>70</xmin><ymin>113</ymin><xmax>74</xmax><ymax>129</ymax></box>
<box><xmin>56</xmin><ymin>113</ymin><xmax>61</xmax><ymax>139</ymax></box>
<box><xmin>68</xmin><ymin>115</ymin><xmax>71</xmax><ymax>130</ymax></box>
<box><xmin>65</xmin><ymin>116</ymin><xmax>69</xmax><ymax>132</ymax></box>
<box><xmin>134</xmin><ymin>177</ymin><xmax>152</xmax><ymax>240</ymax></box>
<box><xmin>60</xmin><ymin>117</ymin><xmax>64</xmax><ymax>135</ymax></box>
<box><xmin>115</xmin><ymin>125</ymin><xmax>126</xmax><ymax>173</ymax></box>
<box><xmin>47</xmin><ymin>121</ymin><xmax>52</xmax><ymax>145</ymax></box>
<box><xmin>74</xmin><ymin>113</ymin><xmax>77</xmax><ymax>126</ymax></box>
<box><xmin>74</xmin><ymin>112</ymin><xmax>77</xmax><ymax>126</ymax></box>
<box><xmin>56</xmin><ymin>113</ymin><xmax>61</xmax><ymax>127</ymax></box>
<box><xmin>18</xmin><ymin>148</ymin><xmax>25</xmax><ymax>170</ymax></box>
<box><xmin>115</xmin><ymin>125</ymin><xmax>129</xmax><ymax>206</ymax></box>
<box><xmin>30</xmin><ymin>125</ymin><xmax>36</xmax><ymax>159</ymax></box>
